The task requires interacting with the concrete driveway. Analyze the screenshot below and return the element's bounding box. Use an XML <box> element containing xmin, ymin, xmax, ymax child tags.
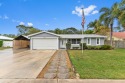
<box><xmin>0</xmin><ymin>48</ymin><xmax>13</xmax><ymax>56</ymax></box>
<box><xmin>0</xmin><ymin>49</ymin><xmax>56</xmax><ymax>79</ymax></box>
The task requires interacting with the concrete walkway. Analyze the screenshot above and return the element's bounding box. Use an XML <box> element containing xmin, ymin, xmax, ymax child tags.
<box><xmin>44</xmin><ymin>50</ymin><xmax>70</xmax><ymax>79</ymax></box>
<box><xmin>1</xmin><ymin>79</ymin><xmax>125</xmax><ymax>83</ymax></box>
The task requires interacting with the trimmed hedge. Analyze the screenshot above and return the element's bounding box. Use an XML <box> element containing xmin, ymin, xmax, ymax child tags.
<box><xmin>0</xmin><ymin>41</ymin><xmax>3</xmax><ymax>47</ymax></box>
<box><xmin>87</xmin><ymin>45</ymin><xmax>112</xmax><ymax>50</ymax></box>
<box><xmin>100</xmin><ymin>45</ymin><xmax>112</xmax><ymax>50</ymax></box>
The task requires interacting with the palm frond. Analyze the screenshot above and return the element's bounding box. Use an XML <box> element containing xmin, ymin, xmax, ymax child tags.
<box><xmin>99</xmin><ymin>7</ymin><xmax>110</xmax><ymax>13</ymax></box>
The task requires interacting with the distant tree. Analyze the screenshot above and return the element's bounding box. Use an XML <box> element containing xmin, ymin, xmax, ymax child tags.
<box><xmin>16</xmin><ymin>25</ymin><xmax>31</xmax><ymax>35</ymax></box>
<box><xmin>54</xmin><ymin>28</ymin><xmax>62</xmax><ymax>34</ymax></box>
<box><xmin>64</xmin><ymin>27</ymin><xmax>79</xmax><ymax>34</ymax></box>
<box><xmin>27</xmin><ymin>27</ymin><xmax>41</xmax><ymax>35</ymax></box>
<box><xmin>87</xmin><ymin>20</ymin><xmax>102</xmax><ymax>33</ymax></box>
<box><xmin>96</xmin><ymin>26</ymin><xmax>110</xmax><ymax>35</ymax></box>
<box><xmin>2</xmin><ymin>34</ymin><xmax>17</xmax><ymax>38</ymax></box>
<box><xmin>16</xmin><ymin>25</ymin><xmax>41</xmax><ymax>35</ymax></box>
<box><xmin>84</xmin><ymin>30</ymin><xmax>93</xmax><ymax>34</ymax></box>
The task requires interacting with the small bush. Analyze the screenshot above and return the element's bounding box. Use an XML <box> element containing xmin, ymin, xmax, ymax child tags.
<box><xmin>87</xmin><ymin>46</ymin><xmax>96</xmax><ymax>50</ymax></box>
<box><xmin>80</xmin><ymin>43</ymin><xmax>87</xmax><ymax>50</ymax></box>
<box><xmin>0</xmin><ymin>40</ymin><xmax>3</xmax><ymax>47</ymax></box>
<box><xmin>66</xmin><ymin>42</ymin><xmax>71</xmax><ymax>49</ymax></box>
<box><xmin>100</xmin><ymin>45</ymin><xmax>112</xmax><ymax>50</ymax></box>
<box><xmin>87</xmin><ymin>45</ymin><xmax>112</xmax><ymax>50</ymax></box>
<box><xmin>95</xmin><ymin>46</ymin><xmax>101</xmax><ymax>50</ymax></box>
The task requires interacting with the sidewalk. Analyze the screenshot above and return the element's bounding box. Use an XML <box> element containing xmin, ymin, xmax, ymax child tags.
<box><xmin>1</xmin><ymin>79</ymin><xmax>125</xmax><ymax>83</ymax></box>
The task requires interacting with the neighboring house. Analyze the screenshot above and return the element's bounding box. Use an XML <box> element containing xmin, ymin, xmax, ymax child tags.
<box><xmin>0</xmin><ymin>36</ymin><xmax>13</xmax><ymax>47</ymax></box>
<box><xmin>28</xmin><ymin>31</ymin><xmax>107</xmax><ymax>50</ymax></box>
<box><xmin>107</xmin><ymin>32</ymin><xmax>125</xmax><ymax>41</ymax></box>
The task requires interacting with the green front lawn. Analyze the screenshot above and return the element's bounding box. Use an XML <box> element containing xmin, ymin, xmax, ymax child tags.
<box><xmin>68</xmin><ymin>49</ymin><xmax>125</xmax><ymax>79</ymax></box>
<box><xmin>0</xmin><ymin>47</ymin><xmax>11</xmax><ymax>50</ymax></box>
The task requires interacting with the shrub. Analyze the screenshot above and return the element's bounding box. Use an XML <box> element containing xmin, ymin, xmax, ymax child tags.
<box><xmin>87</xmin><ymin>46</ymin><xmax>96</xmax><ymax>50</ymax></box>
<box><xmin>0</xmin><ymin>40</ymin><xmax>3</xmax><ymax>47</ymax></box>
<box><xmin>87</xmin><ymin>45</ymin><xmax>112</xmax><ymax>50</ymax></box>
<box><xmin>95</xmin><ymin>46</ymin><xmax>101</xmax><ymax>50</ymax></box>
<box><xmin>80</xmin><ymin>43</ymin><xmax>87</xmax><ymax>50</ymax></box>
<box><xmin>66</xmin><ymin>42</ymin><xmax>71</xmax><ymax>49</ymax></box>
<box><xmin>100</xmin><ymin>45</ymin><xmax>112</xmax><ymax>50</ymax></box>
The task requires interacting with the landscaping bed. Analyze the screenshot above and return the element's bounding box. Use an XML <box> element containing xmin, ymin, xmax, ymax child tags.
<box><xmin>68</xmin><ymin>49</ymin><xmax>125</xmax><ymax>79</ymax></box>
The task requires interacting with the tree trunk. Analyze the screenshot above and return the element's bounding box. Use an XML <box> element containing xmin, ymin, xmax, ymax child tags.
<box><xmin>110</xmin><ymin>24</ymin><xmax>113</xmax><ymax>46</ymax></box>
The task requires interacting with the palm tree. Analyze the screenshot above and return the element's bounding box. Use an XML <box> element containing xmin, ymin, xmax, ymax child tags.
<box><xmin>87</xmin><ymin>20</ymin><xmax>102</xmax><ymax>33</ymax></box>
<box><xmin>118</xmin><ymin>0</ymin><xmax>125</xmax><ymax>29</ymax></box>
<box><xmin>99</xmin><ymin>2</ymin><xmax>120</xmax><ymax>46</ymax></box>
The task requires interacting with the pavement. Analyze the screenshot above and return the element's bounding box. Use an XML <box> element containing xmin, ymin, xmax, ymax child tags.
<box><xmin>0</xmin><ymin>49</ymin><xmax>125</xmax><ymax>83</ymax></box>
<box><xmin>0</xmin><ymin>49</ymin><xmax>56</xmax><ymax>79</ymax></box>
<box><xmin>1</xmin><ymin>79</ymin><xmax>125</xmax><ymax>83</ymax></box>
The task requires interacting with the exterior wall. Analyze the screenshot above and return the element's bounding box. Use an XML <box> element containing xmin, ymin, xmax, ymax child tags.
<box><xmin>59</xmin><ymin>38</ymin><xmax>67</xmax><ymax>49</ymax></box>
<box><xmin>107</xmin><ymin>36</ymin><xmax>124</xmax><ymax>41</ymax></box>
<box><xmin>84</xmin><ymin>38</ymin><xmax>105</xmax><ymax>46</ymax></box>
<box><xmin>3</xmin><ymin>41</ymin><xmax>13</xmax><ymax>47</ymax></box>
<box><xmin>30</xmin><ymin>32</ymin><xmax>59</xmax><ymax>37</ymax></box>
<box><xmin>59</xmin><ymin>37</ymin><xmax>105</xmax><ymax>49</ymax></box>
<box><xmin>100</xmin><ymin>38</ymin><xmax>105</xmax><ymax>45</ymax></box>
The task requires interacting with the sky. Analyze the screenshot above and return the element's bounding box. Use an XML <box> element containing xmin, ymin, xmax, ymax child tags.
<box><xmin>0</xmin><ymin>0</ymin><xmax>121</xmax><ymax>34</ymax></box>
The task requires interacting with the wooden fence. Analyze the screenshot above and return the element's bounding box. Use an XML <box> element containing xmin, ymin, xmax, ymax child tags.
<box><xmin>105</xmin><ymin>40</ymin><xmax>125</xmax><ymax>48</ymax></box>
<box><xmin>13</xmin><ymin>40</ymin><xmax>30</xmax><ymax>49</ymax></box>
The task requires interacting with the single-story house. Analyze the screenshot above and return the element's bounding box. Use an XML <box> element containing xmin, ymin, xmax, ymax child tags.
<box><xmin>28</xmin><ymin>31</ymin><xmax>107</xmax><ymax>50</ymax></box>
<box><xmin>0</xmin><ymin>36</ymin><xmax>13</xmax><ymax>47</ymax></box>
<box><xmin>107</xmin><ymin>32</ymin><xmax>125</xmax><ymax>41</ymax></box>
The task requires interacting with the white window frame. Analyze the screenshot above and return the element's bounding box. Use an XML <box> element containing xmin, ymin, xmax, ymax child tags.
<box><xmin>96</xmin><ymin>38</ymin><xmax>100</xmax><ymax>45</ymax></box>
<box><xmin>87</xmin><ymin>38</ymin><xmax>91</xmax><ymax>45</ymax></box>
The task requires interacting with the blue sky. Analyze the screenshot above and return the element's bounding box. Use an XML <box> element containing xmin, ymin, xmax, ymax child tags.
<box><xmin>0</xmin><ymin>0</ymin><xmax>121</xmax><ymax>34</ymax></box>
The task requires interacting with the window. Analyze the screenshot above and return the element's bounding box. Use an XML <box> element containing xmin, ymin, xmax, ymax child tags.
<box><xmin>72</xmin><ymin>39</ymin><xmax>76</xmax><ymax>44</ymax></box>
<box><xmin>87</xmin><ymin>38</ymin><xmax>91</xmax><ymax>45</ymax></box>
<box><xmin>77</xmin><ymin>39</ymin><xmax>81</xmax><ymax>44</ymax></box>
<box><xmin>67</xmin><ymin>39</ymin><xmax>81</xmax><ymax>44</ymax></box>
<box><xmin>96</xmin><ymin>38</ymin><xmax>100</xmax><ymax>45</ymax></box>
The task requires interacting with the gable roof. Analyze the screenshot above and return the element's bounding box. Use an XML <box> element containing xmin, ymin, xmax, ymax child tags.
<box><xmin>113</xmin><ymin>32</ymin><xmax>125</xmax><ymax>39</ymax></box>
<box><xmin>28</xmin><ymin>31</ymin><xmax>60</xmax><ymax>37</ymax></box>
<box><xmin>59</xmin><ymin>34</ymin><xmax>107</xmax><ymax>38</ymax></box>
<box><xmin>0</xmin><ymin>36</ymin><xmax>13</xmax><ymax>40</ymax></box>
<box><xmin>14</xmin><ymin>35</ymin><xmax>29</xmax><ymax>40</ymax></box>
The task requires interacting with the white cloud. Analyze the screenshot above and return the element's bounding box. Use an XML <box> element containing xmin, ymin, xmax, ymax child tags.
<box><xmin>45</xmin><ymin>24</ymin><xmax>49</xmax><ymax>26</ymax></box>
<box><xmin>27</xmin><ymin>22</ymin><xmax>33</xmax><ymax>26</ymax></box>
<box><xmin>12</xmin><ymin>19</ymin><xmax>20</xmax><ymax>23</ymax></box>
<box><xmin>19</xmin><ymin>22</ymin><xmax>25</xmax><ymax>25</ymax></box>
<box><xmin>3</xmin><ymin>15</ymin><xmax>9</xmax><ymax>19</ymax></box>
<box><xmin>0</xmin><ymin>15</ymin><xmax>9</xmax><ymax>19</ymax></box>
<box><xmin>72</xmin><ymin>5</ymin><xmax>98</xmax><ymax>16</ymax></box>
<box><xmin>92</xmin><ymin>10</ymin><xmax>99</xmax><ymax>14</ymax></box>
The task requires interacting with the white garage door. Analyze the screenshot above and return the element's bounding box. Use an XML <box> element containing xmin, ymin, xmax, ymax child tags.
<box><xmin>32</xmin><ymin>38</ymin><xmax>58</xmax><ymax>49</ymax></box>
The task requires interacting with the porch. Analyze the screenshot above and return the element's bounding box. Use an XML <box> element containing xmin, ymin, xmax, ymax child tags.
<box><xmin>60</xmin><ymin>39</ymin><xmax>82</xmax><ymax>49</ymax></box>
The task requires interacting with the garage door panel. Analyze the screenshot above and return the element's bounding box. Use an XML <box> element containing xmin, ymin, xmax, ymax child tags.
<box><xmin>32</xmin><ymin>38</ymin><xmax>58</xmax><ymax>49</ymax></box>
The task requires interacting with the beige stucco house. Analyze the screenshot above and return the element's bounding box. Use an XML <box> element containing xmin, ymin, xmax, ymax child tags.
<box><xmin>107</xmin><ymin>32</ymin><xmax>125</xmax><ymax>41</ymax></box>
